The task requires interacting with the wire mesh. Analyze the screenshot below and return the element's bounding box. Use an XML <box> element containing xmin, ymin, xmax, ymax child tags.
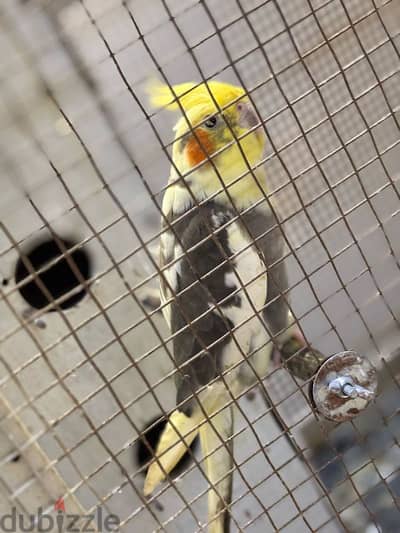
<box><xmin>0</xmin><ymin>0</ymin><xmax>399</xmax><ymax>531</ymax></box>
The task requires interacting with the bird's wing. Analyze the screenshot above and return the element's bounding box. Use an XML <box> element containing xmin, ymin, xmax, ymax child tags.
<box><xmin>160</xmin><ymin>202</ymin><xmax>241</xmax><ymax>415</ymax></box>
<box><xmin>242</xmin><ymin>207</ymin><xmax>292</xmax><ymax>341</ymax></box>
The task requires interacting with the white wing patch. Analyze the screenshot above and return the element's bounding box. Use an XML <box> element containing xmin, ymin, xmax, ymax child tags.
<box><xmin>160</xmin><ymin>229</ymin><xmax>177</xmax><ymax>328</ymax></box>
<box><xmin>160</xmin><ymin>219</ymin><xmax>187</xmax><ymax>329</ymax></box>
<box><xmin>224</xmin><ymin>272</ymin><xmax>237</xmax><ymax>290</ymax></box>
<box><xmin>211</xmin><ymin>211</ymin><xmax>227</xmax><ymax>228</ymax></box>
<box><xmin>220</xmin><ymin>220</ymin><xmax>271</xmax><ymax>384</ymax></box>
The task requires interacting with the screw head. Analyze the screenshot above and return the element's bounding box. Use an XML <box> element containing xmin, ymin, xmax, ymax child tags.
<box><xmin>312</xmin><ymin>351</ymin><xmax>378</xmax><ymax>421</ymax></box>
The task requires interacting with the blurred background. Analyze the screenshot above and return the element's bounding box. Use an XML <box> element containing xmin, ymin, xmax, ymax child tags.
<box><xmin>0</xmin><ymin>0</ymin><xmax>399</xmax><ymax>531</ymax></box>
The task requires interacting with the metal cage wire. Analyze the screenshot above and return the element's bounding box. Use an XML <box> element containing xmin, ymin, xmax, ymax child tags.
<box><xmin>0</xmin><ymin>0</ymin><xmax>399</xmax><ymax>531</ymax></box>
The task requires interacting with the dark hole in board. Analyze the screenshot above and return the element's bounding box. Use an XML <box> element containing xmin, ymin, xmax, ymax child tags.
<box><xmin>2</xmin><ymin>278</ymin><xmax>9</xmax><ymax>287</ymax></box>
<box><xmin>11</xmin><ymin>453</ymin><xmax>21</xmax><ymax>463</ymax></box>
<box><xmin>14</xmin><ymin>238</ymin><xmax>91</xmax><ymax>311</ymax></box>
<box><xmin>136</xmin><ymin>416</ymin><xmax>199</xmax><ymax>478</ymax></box>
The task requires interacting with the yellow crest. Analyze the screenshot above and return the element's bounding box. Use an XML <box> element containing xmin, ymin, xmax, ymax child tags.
<box><xmin>147</xmin><ymin>79</ymin><xmax>246</xmax><ymax>115</ymax></box>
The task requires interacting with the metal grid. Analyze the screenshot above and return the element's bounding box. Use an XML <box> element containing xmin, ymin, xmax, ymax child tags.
<box><xmin>0</xmin><ymin>0</ymin><xmax>399</xmax><ymax>531</ymax></box>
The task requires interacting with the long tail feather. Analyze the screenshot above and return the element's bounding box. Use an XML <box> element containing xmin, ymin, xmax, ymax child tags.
<box><xmin>144</xmin><ymin>409</ymin><xmax>202</xmax><ymax>496</ymax></box>
<box><xmin>200</xmin><ymin>406</ymin><xmax>234</xmax><ymax>533</ymax></box>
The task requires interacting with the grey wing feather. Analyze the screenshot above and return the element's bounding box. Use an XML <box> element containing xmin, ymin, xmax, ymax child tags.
<box><xmin>160</xmin><ymin>204</ymin><xmax>237</xmax><ymax>415</ymax></box>
<box><xmin>242</xmin><ymin>208</ymin><xmax>290</xmax><ymax>339</ymax></box>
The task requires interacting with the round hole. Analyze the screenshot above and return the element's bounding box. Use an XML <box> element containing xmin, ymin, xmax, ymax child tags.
<box><xmin>2</xmin><ymin>278</ymin><xmax>9</xmax><ymax>287</ymax></box>
<box><xmin>14</xmin><ymin>238</ymin><xmax>91</xmax><ymax>311</ymax></box>
<box><xmin>136</xmin><ymin>416</ymin><xmax>199</xmax><ymax>477</ymax></box>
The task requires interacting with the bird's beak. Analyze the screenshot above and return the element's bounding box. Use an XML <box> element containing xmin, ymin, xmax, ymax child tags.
<box><xmin>237</xmin><ymin>101</ymin><xmax>259</xmax><ymax>129</ymax></box>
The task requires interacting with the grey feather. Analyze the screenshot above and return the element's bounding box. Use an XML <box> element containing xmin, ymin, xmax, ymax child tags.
<box><xmin>241</xmin><ymin>207</ymin><xmax>290</xmax><ymax>340</ymax></box>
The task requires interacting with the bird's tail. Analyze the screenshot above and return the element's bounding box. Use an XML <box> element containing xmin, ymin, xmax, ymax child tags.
<box><xmin>143</xmin><ymin>409</ymin><xmax>201</xmax><ymax>496</ymax></box>
<box><xmin>143</xmin><ymin>405</ymin><xmax>234</xmax><ymax>533</ymax></box>
<box><xmin>200</xmin><ymin>406</ymin><xmax>234</xmax><ymax>533</ymax></box>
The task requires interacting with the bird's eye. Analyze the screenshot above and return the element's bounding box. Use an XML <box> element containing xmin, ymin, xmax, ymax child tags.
<box><xmin>204</xmin><ymin>116</ymin><xmax>218</xmax><ymax>129</ymax></box>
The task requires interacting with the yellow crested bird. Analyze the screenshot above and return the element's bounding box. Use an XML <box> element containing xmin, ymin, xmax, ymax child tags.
<box><xmin>143</xmin><ymin>80</ymin><xmax>312</xmax><ymax>532</ymax></box>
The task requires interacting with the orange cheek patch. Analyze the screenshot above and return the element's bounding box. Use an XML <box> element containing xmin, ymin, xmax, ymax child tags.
<box><xmin>185</xmin><ymin>129</ymin><xmax>214</xmax><ymax>168</ymax></box>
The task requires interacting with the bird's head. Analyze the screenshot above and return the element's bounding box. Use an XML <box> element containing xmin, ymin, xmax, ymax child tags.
<box><xmin>148</xmin><ymin>80</ymin><xmax>266</xmax><ymax>190</ymax></box>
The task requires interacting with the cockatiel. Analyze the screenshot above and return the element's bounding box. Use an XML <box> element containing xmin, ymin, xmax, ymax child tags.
<box><xmin>143</xmin><ymin>80</ymin><xmax>322</xmax><ymax>532</ymax></box>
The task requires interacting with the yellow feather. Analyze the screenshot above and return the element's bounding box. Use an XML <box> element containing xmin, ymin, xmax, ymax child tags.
<box><xmin>200</xmin><ymin>407</ymin><xmax>234</xmax><ymax>533</ymax></box>
<box><xmin>147</xmin><ymin>79</ymin><xmax>196</xmax><ymax>110</ymax></box>
<box><xmin>147</xmin><ymin>79</ymin><xmax>245</xmax><ymax>115</ymax></box>
<box><xmin>143</xmin><ymin>409</ymin><xmax>202</xmax><ymax>496</ymax></box>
